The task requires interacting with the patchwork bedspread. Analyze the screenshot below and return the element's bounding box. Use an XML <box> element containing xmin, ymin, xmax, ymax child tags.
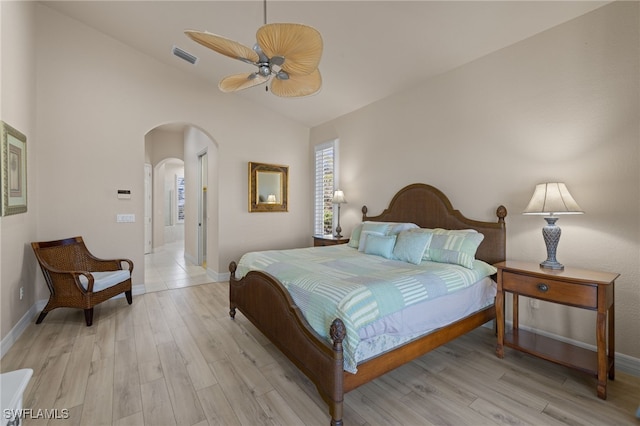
<box><xmin>235</xmin><ymin>245</ymin><xmax>496</xmax><ymax>373</ymax></box>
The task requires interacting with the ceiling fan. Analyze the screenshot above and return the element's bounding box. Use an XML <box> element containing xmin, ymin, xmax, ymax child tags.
<box><xmin>185</xmin><ymin>1</ymin><xmax>323</xmax><ymax>98</ymax></box>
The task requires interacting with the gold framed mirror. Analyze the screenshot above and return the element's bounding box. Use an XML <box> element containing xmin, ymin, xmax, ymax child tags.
<box><xmin>249</xmin><ymin>162</ymin><xmax>288</xmax><ymax>212</ymax></box>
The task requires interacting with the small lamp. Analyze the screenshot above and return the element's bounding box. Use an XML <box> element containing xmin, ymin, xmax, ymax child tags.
<box><xmin>523</xmin><ymin>182</ymin><xmax>583</xmax><ymax>270</ymax></box>
<box><xmin>266</xmin><ymin>194</ymin><xmax>277</xmax><ymax>204</ymax></box>
<box><xmin>332</xmin><ymin>190</ymin><xmax>347</xmax><ymax>238</ymax></box>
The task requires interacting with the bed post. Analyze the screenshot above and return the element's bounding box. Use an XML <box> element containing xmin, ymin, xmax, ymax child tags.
<box><xmin>329</xmin><ymin>319</ymin><xmax>346</xmax><ymax>426</ymax></box>
<box><xmin>361</xmin><ymin>206</ymin><xmax>368</xmax><ymax>221</ymax></box>
<box><xmin>229</xmin><ymin>261</ymin><xmax>237</xmax><ymax>319</ymax></box>
<box><xmin>497</xmin><ymin>205</ymin><xmax>507</xmax><ymax>224</ymax></box>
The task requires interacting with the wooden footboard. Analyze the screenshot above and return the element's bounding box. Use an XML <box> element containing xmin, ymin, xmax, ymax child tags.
<box><xmin>343</xmin><ymin>304</ymin><xmax>496</xmax><ymax>393</ymax></box>
<box><xmin>229</xmin><ymin>261</ymin><xmax>346</xmax><ymax>425</ymax></box>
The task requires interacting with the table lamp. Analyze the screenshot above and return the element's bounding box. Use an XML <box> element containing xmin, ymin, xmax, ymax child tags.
<box><xmin>332</xmin><ymin>190</ymin><xmax>347</xmax><ymax>238</ymax></box>
<box><xmin>523</xmin><ymin>182</ymin><xmax>583</xmax><ymax>270</ymax></box>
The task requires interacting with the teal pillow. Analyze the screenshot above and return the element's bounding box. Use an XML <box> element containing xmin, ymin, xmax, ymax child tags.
<box><xmin>393</xmin><ymin>230</ymin><xmax>433</xmax><ymax>265</ymax></box>
<box><xmin>348</xmin><ymin>224</ymin><xmax>363</xmax><ymax>248</ymax></box>
<box><xmin>406</xmin><ymin>228</ymin><xmax>438</xmax><ymax>260</ymax></box>
<box><xmin>358</xmin><ymin>230</ymin><xmax>385</xmax><ymax>252</ymax></box>
<box><xmin>349</xmin><ymin>222</ymin><xmax>390</xmax><ymax>249</ymax></box>
<box><xmin>426</xmin><ymin>229</ymin><xmax>485</xmax><ymax>269</ymax></box>
<box><xmin>363</xmin><ymin>234</ymin><xmax>397</xmax><ymax>259</ymax></box>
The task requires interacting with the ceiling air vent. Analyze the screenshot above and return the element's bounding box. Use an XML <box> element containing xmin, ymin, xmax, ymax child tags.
<box><xmin>172</xmin><ymin>46</ymin><xmax>198</xmax><ymax>65</ymax></box>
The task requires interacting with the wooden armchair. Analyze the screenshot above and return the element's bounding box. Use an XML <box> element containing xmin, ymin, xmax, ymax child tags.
<box><xmin>31</xmin><ymin>236</ymin><xmax>133</xmax><ymax>326</ymax></box>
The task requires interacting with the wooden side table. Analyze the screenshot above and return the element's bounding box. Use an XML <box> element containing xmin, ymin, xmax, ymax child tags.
<box><xmin>313</xmin><ymin>235</ymin><xmax>350</xmax><ymax>247</ymax></box>
<box><xmin>494</xmin><ymin>260</ymin><xmax>619</xmax><ymax>399</ymax></box>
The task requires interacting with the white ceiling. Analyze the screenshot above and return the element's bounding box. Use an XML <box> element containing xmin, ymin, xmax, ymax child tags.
<box><xmin>42</xmin><ymin>1</ymin><xmax>608</xmax><ymax>128</ymax></box>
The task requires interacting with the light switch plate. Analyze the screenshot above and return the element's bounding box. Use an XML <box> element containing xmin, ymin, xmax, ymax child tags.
<box><xmin>116</xmin><ymin>214</ymin><xmax>135</xmax><ymax>223</ymax></box>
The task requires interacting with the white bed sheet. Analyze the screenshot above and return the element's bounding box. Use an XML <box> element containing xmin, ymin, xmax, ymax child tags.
<box><xmin>354</xmin><ymin>277</ymin><xmax>496</xmax><ymax>365</ymax></box>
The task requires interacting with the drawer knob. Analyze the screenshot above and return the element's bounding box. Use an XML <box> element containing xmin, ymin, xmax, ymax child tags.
<box><xmin>537</xmin><ymin>283</ymin><xmax>549</xmax><ymax>292</ymax></box>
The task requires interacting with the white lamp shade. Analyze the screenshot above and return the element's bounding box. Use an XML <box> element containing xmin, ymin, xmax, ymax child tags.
<box><xmin>332</xmin><ymin>190</ymin><xmax>347</xmax><ymax>204</ymax></box>
<box><xmin>523</xmin><ymin>183</ymin><xmax>583</xmax><ymax>215</ymax></box>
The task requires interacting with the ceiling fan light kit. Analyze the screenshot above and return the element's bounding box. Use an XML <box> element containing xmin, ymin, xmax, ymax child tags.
<box><xmin>185</xmin><ymin>6</ymin><xmax>323</xmax><ymax>98</ymax></box>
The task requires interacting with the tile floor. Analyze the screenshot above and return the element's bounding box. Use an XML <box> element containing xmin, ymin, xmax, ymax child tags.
<box><xmin>143</xmin><ymin>240</ymin><xmax>212</xmax><ymax>292</ymax></box>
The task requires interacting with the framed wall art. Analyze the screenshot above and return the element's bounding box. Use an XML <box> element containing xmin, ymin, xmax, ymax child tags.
<box><xmin>248</xmin><ymin>161</ymin><xmax>288</xmax><ymax>212</ymax></box>
<box><xmin>1</xmin><ymin>121</ymin><xmax>27</xmax><ymax>216</ymax></box>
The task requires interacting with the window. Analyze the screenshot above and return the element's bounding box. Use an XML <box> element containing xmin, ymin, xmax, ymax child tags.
<box><xmin>314</xmin><ymin>140</ymin><xmax>338</xmax><ymax>236</ymax></box>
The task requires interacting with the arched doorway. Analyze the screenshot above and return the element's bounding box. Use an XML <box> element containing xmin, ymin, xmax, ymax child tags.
<box><xmin>143</xmin><ymin>123</ymin><xmax>218</xmax><ymax>292</ymax></box>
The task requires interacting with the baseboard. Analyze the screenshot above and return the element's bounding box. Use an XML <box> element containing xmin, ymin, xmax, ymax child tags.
<box><xmin>182</xmin><ymin>256</ymin><xmax>228</xmax><ymax>283</ymax></box>
<box><xmin>0</xmin><ymin>303</ymin><xmax>39</xmax><ymax>359</ymax></box>
<box><xmin>208</xmin><ymin>267</ymin><xmax>229</xmax><ymax>283</ymax></box>
<box><xmin>130</xmin><ymin>284</ymin><xmax>146</xmax><ymax>296</ymax></box>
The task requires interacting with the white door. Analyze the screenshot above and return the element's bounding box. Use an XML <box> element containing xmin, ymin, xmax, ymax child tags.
<box><xmin>144</xmin><ymin>163</ymin><xmax>152</xmax><ymax>254</ymax></box>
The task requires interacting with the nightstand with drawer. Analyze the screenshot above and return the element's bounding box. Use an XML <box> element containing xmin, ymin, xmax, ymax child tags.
<box><xmin>494</xmin><ymin>260</ymin><xmax>619</xmax><ymax>399</ymax></box>
<box><xmin>313</xmin><ymin>235</ymin><xmax>350</xmax><ymax>247</ymax></box>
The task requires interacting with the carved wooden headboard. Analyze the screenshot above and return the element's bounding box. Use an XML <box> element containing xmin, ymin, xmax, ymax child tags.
<box><xmin>362</xmin><ymin>183</ymin><xmax>507</xmax><ymax>265</ymax></box>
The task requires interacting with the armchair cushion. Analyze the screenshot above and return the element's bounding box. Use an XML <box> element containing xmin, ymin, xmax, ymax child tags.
<box><xmin>78</xmin><ymin>270</ymin><xmax>131</xmax><ymax>292</ymax></box>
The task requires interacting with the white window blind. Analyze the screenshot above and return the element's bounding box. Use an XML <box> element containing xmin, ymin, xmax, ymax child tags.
<box><xmin>314</xmin><ymin>140</ymin><xmax>338</xmax><ymax>236</ymax></box>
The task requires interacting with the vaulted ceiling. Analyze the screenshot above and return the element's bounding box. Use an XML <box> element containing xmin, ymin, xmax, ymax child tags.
<box><xmin>43</xmin><ymin>1</ymin><xmax>608</xmax><ymax>127</ymax></box>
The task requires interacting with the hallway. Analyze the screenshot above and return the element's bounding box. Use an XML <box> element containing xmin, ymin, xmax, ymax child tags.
<box><xmin>144</xmin><ymin>241</ymin><xmax>211</xmax><ymax>293</ymax></box>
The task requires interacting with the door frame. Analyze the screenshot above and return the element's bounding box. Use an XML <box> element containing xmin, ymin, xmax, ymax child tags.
<box><xmin>197</xmin><ymin>150</ymin><xmax>208</xmax><ymax>267</ymax></box>
<box><xmin>144</xmin><ymin>163</ymin><xmax>152</xmax><ymax>254</ymax></box>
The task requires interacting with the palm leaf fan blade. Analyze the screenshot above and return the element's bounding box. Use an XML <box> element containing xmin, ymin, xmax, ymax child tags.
<box><xmin>219</xmin><ymin>73</ymin><xmax>268</xmax><ymax>93</ymax></box>
<box><xmin>270</xmin><ymin>69</ymin><xmax>321</xmax><ymax>97</ymax></box>
<box><xmin>257</xmin><ymin>23</ymin><xmax>323</xmax><ymax>76</ymax></box>
<box><xmin>185</xmin><ymin>30</ymin><xmax>259</xmax><ymax>63</ymax></box>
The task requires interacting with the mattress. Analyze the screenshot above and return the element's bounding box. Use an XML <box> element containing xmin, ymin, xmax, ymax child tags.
<box><xmin>236</xmin><ymin>245</ymin><xmax>497</xmax><ymax>373</ymax></box>
<box><xmin>355</xmin><ymin>277</ymin><xmax>496</xmax><ymax>364</ymax></box>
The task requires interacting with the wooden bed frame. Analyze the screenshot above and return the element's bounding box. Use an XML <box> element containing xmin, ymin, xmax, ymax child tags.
<box><xmin>229</xmin><ymin>183</ymin><xmax>507</xmax><ymax>425</ymax></box>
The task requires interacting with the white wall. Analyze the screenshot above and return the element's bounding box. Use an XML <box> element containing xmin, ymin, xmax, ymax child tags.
<box><xmin>145</xmin><ymin>127</ymin><xmax>185</xmax><ymax>165</ymax></box>
<box><xmin>0</xmin><ymin>1</ymin><xmax>37</xmax><ymax>340</ymax></box>
<box><xmin>311</xmin><ymin>2</ymin><xmax>639</xmax><ymax>360</ymax></box>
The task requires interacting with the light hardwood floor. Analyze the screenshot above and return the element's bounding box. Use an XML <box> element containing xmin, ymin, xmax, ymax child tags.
<box><xmin>2</xmin><ymin>282</ymin><xmax>638</xmax><ymax>426</ymax></box>
<box><xmin>143</xmin><ymin>241</ymin><xmax>210</xmax><ymax>293</ymax></box>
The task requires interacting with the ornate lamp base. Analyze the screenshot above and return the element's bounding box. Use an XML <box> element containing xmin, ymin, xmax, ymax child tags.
<box><xmin>540</xmin><ymin>216</ymin><xmax>564</xmax><ymax>270</ymax></box>
<box><xmin>334</xmin><ymin>204</ymin><xmax>343</xmax><ymax>238</ymax></box>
